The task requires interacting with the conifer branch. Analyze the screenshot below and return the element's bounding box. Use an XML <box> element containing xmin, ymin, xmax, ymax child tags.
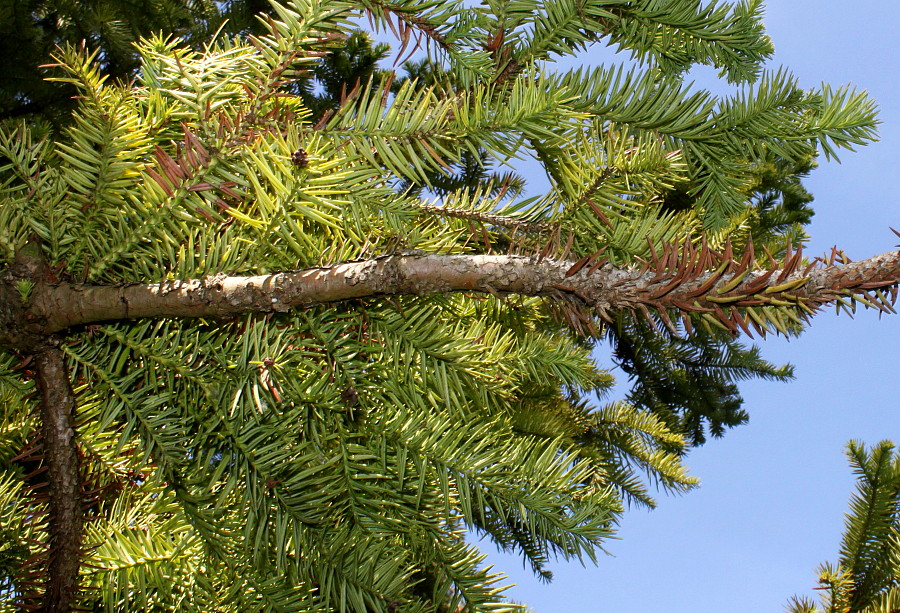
<box><xmin>417</xmin><ymin>204</ymin><xmax>555</xmax><ymax>232</ymax></box>
<box><xmin>2</xmin><ymin>248</ymin><xmax>898</xmax><ymax>343</ymax></box>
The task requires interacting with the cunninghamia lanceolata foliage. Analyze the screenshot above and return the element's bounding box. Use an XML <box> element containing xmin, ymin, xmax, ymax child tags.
<box><xmin>0</xmin><ymin>0</ymin><xmax>897</xmax><ymax>611</ymax></box>
<box><xmin>564</xmin><ymin>233</ymin><xmax>900</xmax><ymax>338</ymax></box>
<box><xmin>786</xmin><ymin>441</ymin><xmax>900</xmax><ymax>613</ymax></box>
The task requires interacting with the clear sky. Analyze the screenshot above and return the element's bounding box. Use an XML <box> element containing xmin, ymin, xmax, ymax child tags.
<box><xmin>473</xmin><ymin>1</ymin><xmax>900</xmax><ymax>611</ymax></box>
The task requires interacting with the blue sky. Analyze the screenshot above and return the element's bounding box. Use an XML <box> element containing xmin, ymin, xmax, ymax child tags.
<box><xmin>473</xmin><ymin>1</ymin><xmax>900</xmax><ymax>611</ymax></box>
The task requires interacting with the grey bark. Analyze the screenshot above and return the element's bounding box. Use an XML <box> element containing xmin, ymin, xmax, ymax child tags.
<box><xmin>0</xmin><ymin>250</ymin><xmax>894</xmax><ymax>344</ymax></box>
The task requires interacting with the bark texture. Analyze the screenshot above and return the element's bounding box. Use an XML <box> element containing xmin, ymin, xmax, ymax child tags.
<box><xmin>34</xmin><ymin>344</ymin><xmax>82</xmax><ymax>613</ymax></box>
<box><xmin>0</xmin><ymin>250</ymin><xmax>897</xmax><ymax>342</ymax></box>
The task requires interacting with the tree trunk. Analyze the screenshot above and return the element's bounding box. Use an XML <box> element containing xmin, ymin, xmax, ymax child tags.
<box><xmin>34</xmin><ymin>343</ymin><xmax>82</xmax><ymax>613</ymax></box>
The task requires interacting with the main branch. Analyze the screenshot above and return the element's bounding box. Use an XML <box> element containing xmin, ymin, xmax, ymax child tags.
<box><xmin>2</xmin><ymin>250</ymin><xmax>900</xmax><ymax>344</ymax></box>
